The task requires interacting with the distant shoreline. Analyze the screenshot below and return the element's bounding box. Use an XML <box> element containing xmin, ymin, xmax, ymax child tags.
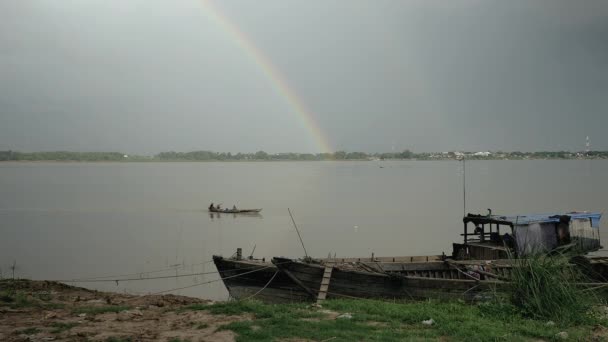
<box><xmin>0</xmin><ymin>158</ymin><xmax>605</xmax><ymax>163</ymax></box>
<box><xmin>2</xmin><ymin>150</ymin><xmax>607</xmax><ymax>162</ymax></box>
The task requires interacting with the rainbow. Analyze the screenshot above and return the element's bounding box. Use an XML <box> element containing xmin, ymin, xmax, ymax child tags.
<box><xmin>198</xmin><ymin>0</ymin><xmax>332</xmax><ymax>154</ymax></box>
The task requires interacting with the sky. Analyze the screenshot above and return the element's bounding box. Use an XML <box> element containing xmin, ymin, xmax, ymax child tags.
<box><xmin>0</xmin><ymin>0</ymin><xmax>607</xmax><ymax>154</ymax></box>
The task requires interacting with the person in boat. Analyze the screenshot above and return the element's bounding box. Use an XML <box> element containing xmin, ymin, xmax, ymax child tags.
<box><xmin>209</xmin><ymin>203</ymin><xmax>215</xmax><ymax>211</ymax></box>
<box><xmin>232</xmin><ymin>205</ymin><xmax>237</xmax><ymax>211</ymax></box>
<box><xmin>217</xmin><ymin>204</ymin><xmax>222</xmax><ymax>210</ymax></box>
<box><xmin>474</xmin><ymin>225</ymin><xmax>483</xmax><ymax>235</ymax></box>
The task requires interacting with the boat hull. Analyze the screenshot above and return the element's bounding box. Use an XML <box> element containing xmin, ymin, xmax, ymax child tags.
<box><xmin>214</xmin><ymin>254</ymin><xmax>607</xmax><ymax>303</ymax></box>
<box><xmin>212</xmin><ymin>256</ymin><xmax>311</xmax><ymax>303</ymax></box>
<box><xmin>272</xmin><ymin>257</ymin><xmax>505</xmax><ymax>301</ymax></box>
<box><xmin>209</xmin><ymin>209</ymin><xmax>262</xmax><ymax>214</ymax></box>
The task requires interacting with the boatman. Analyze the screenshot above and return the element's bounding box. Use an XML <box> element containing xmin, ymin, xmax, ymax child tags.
<box><xmin>233</xmin><ymin>205</ymin><xmax>237</xmax><ymax>210</ymax></box>
<box><xmin>209</xmin><ymin>203</ymin><xmax>215</xmax><ymax>211</ymax></box>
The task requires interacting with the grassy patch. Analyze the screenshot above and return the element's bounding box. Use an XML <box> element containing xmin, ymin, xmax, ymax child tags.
<box><xmin>0</xmin><ymin>289</ymin><xmax>64</xmax><ymax>309</ymax></box>
<box><xmin>204</xmin><ymin>299</ymin><xmax>603</xmax><ymax>341</ymax></box>
<box><xmin>0</xmin><ymin>290</ymin><xmax>14</xmax><ymax>303</ymax></box>
<box><xmin>105</xmin><ymin>337</ymin><xmax>133</xmax><ymax>342</ymax></box>
<box><xmin>16</xmin><ymin>327</ymin><xmax>40</xmax><ymax>335</ymax></box>
<box><xmin>12</xmin><ymin>292</ymin><xmax>32</xmax><ymax>307</ymax></box>
<box><xmin>73</xmin><ymin>305</ymin><xmax>130</xmax><ymax>315</ymax></box>
<box><xmin>34</xmin><ymin>291</ymin><xmax>53</xmax><ymax>301</ymax></box>
<box><xmin>509</xmin><ymin>253</ymin><xmax>597</xmax><ymax>324</ymax></box>
<box><xmin>50</xmin><ymin>322</ymin><xmax>79</xmax><ymax>334</ymax></box>
<box><xmin>186</xmin><ymin>300</ymin><xmax>323</xmax><ymax>320</ymax></box>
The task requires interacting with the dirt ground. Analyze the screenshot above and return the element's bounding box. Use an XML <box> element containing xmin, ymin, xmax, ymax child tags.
<box><xmin>0</xmin><ymin>280</ymin><xmax>250</xmax><ymax>342</ymax></box>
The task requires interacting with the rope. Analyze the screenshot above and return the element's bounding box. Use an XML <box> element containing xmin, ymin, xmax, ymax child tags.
<box><xmin>241</xmin><ymin>270</ymin><xmax>279</xmax><ymax>301</ymax></box>
<box><xmin>54</xmin><ymin>270</ymin><xmax>219</xmax><ymax>283</ymax></box>
<box><xmin>123</xmin><ymin>264</ymin><xmax>280</xmax><ymax>301</ymax></box>
<box><xmin>63</xmin><ymin>260</ymin><xmax>214</xmax><ymax>282</ymax></box>
<box><xmin>53</xmin><ymin>262</ymin><xmax>269</xmax><ymax>283</ymax></box>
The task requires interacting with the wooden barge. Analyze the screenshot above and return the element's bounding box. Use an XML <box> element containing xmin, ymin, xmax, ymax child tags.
<box><xmin>213</xmin><ymin>211</ymin><xmax>604</xmax><ymax>303</ymax></box>
<box><xmin>212</xmin><ymin>255</ymin><xmax>308</xmax><ymax>303</ymax></box>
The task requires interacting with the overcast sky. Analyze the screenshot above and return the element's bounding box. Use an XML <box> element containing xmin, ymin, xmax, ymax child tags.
<box><xmin>1</xmin><ymin>0</ymin><xmax>606</xmax><ymax>154</ymax></box>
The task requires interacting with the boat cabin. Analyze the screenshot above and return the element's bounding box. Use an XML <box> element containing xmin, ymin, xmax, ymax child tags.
<box><xmin>453</xmin><ymin>211</ymin><xmax>602</xmax><ymax>260</ymax></box>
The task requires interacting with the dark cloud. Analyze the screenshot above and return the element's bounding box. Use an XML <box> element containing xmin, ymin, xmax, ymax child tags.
<box><xmin>0</xmin><ymin>0</ymin><xmax>606</xmax><ymax>153</ymax></box>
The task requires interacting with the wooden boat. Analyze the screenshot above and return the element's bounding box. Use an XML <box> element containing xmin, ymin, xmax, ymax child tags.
<box><xmin>213</xmin><ymin>211</ymin><xmax>604</xmax><ymax>302</ymax></box>
<box><xmin>209</xmin><ymin>208</ymin><xmax>262</xmax><ymax>214</ymax></box>
<box><xmin>213</xmin><ymin>253</ymin><xmax>514</xmax><ymax>302</ymax></box>
<box><xmin>271</xmin><ymin>257</ymin><xmax>509</xmax><ymax>301</ymax></box>
<box><xmin>212</xmin><ymin>255</ymin><xmax>309</xmax><ymax>303</ymax></box>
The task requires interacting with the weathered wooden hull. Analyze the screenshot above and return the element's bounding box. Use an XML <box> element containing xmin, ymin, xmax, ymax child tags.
<box><xmin>214</xmin><ymin>254</ymin><xmax>608</xmax><ymax>303</ymax></box>
<box><xmin>212</xmin><ymin>256</ymin><xmax>311</xmax><ymax>303</ymax></box>
<box><xmin>272</xmin><ymin>257</ymin><xmax>506</xmax><ymax>301</ymax></box>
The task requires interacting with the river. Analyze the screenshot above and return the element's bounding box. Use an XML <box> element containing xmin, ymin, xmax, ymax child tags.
<box><xmin>1</xmin><ymin>160</ymin><xmax>606</xmax><ymax>300</ymax></box>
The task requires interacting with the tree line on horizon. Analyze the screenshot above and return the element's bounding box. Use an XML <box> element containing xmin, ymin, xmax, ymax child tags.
<box><xmin>1</xmin><ymin>150</ymin><xmax>607</xmax><ymax>162</ymax></box>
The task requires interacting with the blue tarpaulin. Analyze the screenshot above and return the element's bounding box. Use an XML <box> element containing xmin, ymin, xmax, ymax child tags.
<box><xmin>490</xmin><ymin>212</ymin><xmax>602</xmax><ymax>228</ymax></box>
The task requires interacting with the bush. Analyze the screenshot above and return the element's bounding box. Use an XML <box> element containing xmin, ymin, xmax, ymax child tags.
<box><xmin>508</xmin><ymin>253</ymin><xmax>595</xmax><ymax>324</ymax></box>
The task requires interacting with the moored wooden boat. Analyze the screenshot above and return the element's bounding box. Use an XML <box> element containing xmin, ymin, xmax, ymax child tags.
<box><xmin>271</xmin><ymin>257</ymin><xmax>509</xmax><ymax>301</ymax></box>
<box><xmin>213</xmin><ymin>252</ymin><xmax>514</xmax><ymax>302</ymax></box>
<box><xmin>212</xmin><ymin>255</ymin><xmax>310</xmax><ymax>303</ymax></box>
<box><xmin>212</xmin><ymin>211</ymin><xmax>604</xmax><ymax>302</ymax></box>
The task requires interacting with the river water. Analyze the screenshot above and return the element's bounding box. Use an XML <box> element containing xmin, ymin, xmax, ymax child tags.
<box><xmin>1</xmin><ymin>160</ymin><xmax>606</xmax><ymax>300</ymax></box>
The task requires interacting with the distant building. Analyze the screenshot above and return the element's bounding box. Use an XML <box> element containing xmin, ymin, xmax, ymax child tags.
<box><xmin>473</xmin><ymin>151</ymin><xmax>491</xmax><ymax>157</ymax></box>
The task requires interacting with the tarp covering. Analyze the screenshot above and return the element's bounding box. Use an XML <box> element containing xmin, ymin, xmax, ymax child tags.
<box><xmin>514</xmin><ymin>222</ymin><xmax>558</xmax><ymax>255</ymax></box>
<box><xmin>489</xmin><ymin>212</ymin><xmax>602</xmax><ymax>228</ymax></box>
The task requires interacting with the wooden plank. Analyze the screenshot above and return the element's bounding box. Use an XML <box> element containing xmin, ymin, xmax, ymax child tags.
<box><xmin>317</xmin><ymin>263</ymin><xmax>335</xmax><ymax>304</ymax></box>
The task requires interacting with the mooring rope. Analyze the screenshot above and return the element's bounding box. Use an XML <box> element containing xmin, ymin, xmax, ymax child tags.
<box><xmin>62</xmin><ymin>260</ymin><xmax>214</xmax><ymax>282</ymax></box>
<box><xmin>54</xmin><ymin>270</ymin><xmax>220</xmax><ymax>283</ymax></box>
<box><xmin>52</xmin><ymin>262</ymin><xmax>271</xmax><ymax>284</ymax></box>
<box><xmin>118</xmin><ymin>261</ymin><xmax>294</xmax><ymax>301</ymax></box>
<box><xmin>241</xmin><ymin>270</ymin><xmax>280</xmax><ymax>301</ymax></box>
<box><xmin>123</xmin><ymin>264</ymin><xmax>281</xmax><ymax>301</ymax></box>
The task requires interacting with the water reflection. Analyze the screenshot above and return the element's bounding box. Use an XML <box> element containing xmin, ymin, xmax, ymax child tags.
<box><xmin>209</xmin><ymin>212</ymin><xmax>263</xmax><ymax>220</ymax></box>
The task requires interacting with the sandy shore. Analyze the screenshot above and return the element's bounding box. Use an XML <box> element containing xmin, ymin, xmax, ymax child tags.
<box><xmin>0</xmin><ymin>279</ymin><xmax>247</xmax><ymax>342</ymax></box>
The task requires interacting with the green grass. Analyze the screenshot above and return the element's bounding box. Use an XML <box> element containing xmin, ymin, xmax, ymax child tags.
<box><xmin>50</xmin><ymin>322</ymin><xmax>79</xmax><ymax>334</ymax></box>
<box><xmin>186</xmin><ymin>300</ymin><xmax>324</xmax><ymax>320</ymax></box>
<box><xmin>16</xmin><ymin>327</ymin><xmax>40</xmax><ymax>335</ymax></box>
<box><xmin>0</xmin><ymin>290</ymin><xmax>14</xmax><ymax>303</ymax></box>
<box><xmin>0</xmin><ymin>289</ymin><xmax>64</xmax><ymax>309</ymax></box>
<box><xmin>105</xmin><ymin>337</ymin><xmax>133</xmax><ymax>342</ymax></box>
<box><xmin>508</xmin><ymin>253</ymin><xmax>598</xmax><ymax>324</ymax></box>
<box><xmin>194</xmin><ymin>299</ymin><xmax>603</xmax><ymax>341</ymax></box>
<box><xmin>73</xmin><ymin>305</ymin><xmax>130</xmax><ymax>315</ymax></box>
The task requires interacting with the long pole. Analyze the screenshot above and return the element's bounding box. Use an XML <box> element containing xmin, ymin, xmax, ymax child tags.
<box><xmin>288</xmin><ymin>208</ymin><xmax>308</xmax><ymax>258</ymax></box>
<box><xmin>462</xmin><ymin>157</ymin><xmax>466</xmax><ymax>217</ymax></box>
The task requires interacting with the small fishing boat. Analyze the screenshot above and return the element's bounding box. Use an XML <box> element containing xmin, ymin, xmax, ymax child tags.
<box><xmin>209</xmin><ymin>207</ymin><xmax>262</xmax><ymax>214</ymax></box>
<box><xmin>213</xmin><ymin>211</ymin><xmax>604</xmax><ymax>303</ymax></box>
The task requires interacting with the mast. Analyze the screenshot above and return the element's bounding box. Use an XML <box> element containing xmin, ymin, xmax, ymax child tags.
<box><xmin>462</xmin><ymin>155</ymin><xmax>466</xmax><ymax>217</ymax></box>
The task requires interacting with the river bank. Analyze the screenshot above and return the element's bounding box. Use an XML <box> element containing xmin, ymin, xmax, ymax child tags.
<box><xmin>1</xmin><ymin>279</ymin><xmax>607</xmax><ymax>341</ymax></box>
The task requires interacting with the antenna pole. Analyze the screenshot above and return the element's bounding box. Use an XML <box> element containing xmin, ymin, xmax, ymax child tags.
<box><xmin>462</xmin><ymin>156</ymin><xmax>466</xmax><ymax>217</ymax></box>
<box><xmin>288</xmin><ymin>208</ymin><xmax>308</xmax><ymax>258</ymax></box>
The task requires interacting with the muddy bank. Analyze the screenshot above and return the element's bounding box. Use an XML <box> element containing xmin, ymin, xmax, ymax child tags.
<box><xmin>0</xmin><ymin>279</ymin><xmax>246</xmax><ymax>341</ymax></box>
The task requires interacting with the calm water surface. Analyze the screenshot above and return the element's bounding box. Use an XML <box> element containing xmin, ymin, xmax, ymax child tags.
<box><xmin>1</xmin><ymin>161</ymin><xmax>606</xmax><ymax>300</ymax></box>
